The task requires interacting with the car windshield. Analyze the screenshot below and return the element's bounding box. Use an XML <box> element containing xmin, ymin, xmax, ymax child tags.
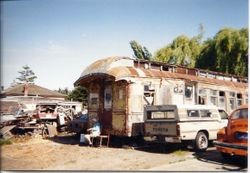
<box><xmin>231</xmin><ymin>108</ymin><xmax>248</xmax><ymax>119</ymax></box>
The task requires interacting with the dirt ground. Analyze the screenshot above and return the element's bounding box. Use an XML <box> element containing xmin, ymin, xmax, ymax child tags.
<box><xmin>1</xmin><ymin>133</ymin><xmax>194</xmax><ymax>171</ymax></box>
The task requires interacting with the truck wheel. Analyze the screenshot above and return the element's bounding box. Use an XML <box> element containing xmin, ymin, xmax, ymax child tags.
<box><xmin>195</xmin><ymin>132</ymin><xmax>208</xmax><ymax>152</ymax></box>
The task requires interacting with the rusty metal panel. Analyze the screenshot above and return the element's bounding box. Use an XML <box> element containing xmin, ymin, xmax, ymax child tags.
<box><xmin>75</xmin><ymin>57</ymin><xmax>247</xmax><ymax>89</ymax></box>
<box><xmin>112</xmin><ymin>112</ymin><xmax>126</xmax><ymax>133</ymax></box>
<box><xmin>113</xmin><ymin>81</ymin><xmax>127</xmax><ymax>110</ymax></box>
<box><xmin>176</xmin><ymin>67</ymin><xmax>186</xmax><ymax>74</ymax></box>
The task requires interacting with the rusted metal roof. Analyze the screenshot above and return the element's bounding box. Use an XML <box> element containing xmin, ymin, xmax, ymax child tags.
<box><xmin>74</xmin><ymin>57</ymin><xmax>248</xmax><ymax>89</ymax></box>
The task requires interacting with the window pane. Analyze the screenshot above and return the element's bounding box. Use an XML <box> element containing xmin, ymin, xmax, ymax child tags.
<box><xmin>148</xmin><ymin>110</ymin><xmax>175</xmax><ymax>119</ymax></box>
<box><xmin>210</xmin><ymin>97</ymin><xmax>218</xmax><ymax>106</ymax></box>
<box><xmin>200</xmin><ymin>110</ymin><xmax>211</xmax><ymax>117</ymax></box>
<box><xmin>231</xmin><ymin>110</ymin><xmax>240</xmax><ymax>119</ymax></box>
<box><xmin>219</xmin><ymin>110</ymin><xmax>228</xmax><ymax>119</ymax></box>
<box><xmin>231</xmin><ymin>109</ymin><xmax>248</xmax><ymax>119</ymax></box>
<box><xmin>237</xmin><ymin>100</ymin><xmax>242</xmax><ymax>106</ymax></box>
<box><xmin>229</xmin><ymin>92</ymin><xmax>235</xmax><ymax>97</ymax></box>
<box><xmin>229</xmin><ymin>99</ymin><xmax>235</xmax><ymax>110</ymax></box>
<box><xmin>219</xmin><ymin>98</ymin><xmax>225</xmax><ymax>107</ymax></box>
<box><xmin>210</xmin><ymin>89</ymin><xmax>217</xmax><ymax>96</ymax></box>
<box><xmin>187</xmin><ymin>110</ymin><xmax>199</xmax><ymax>117</ymax></box>
<box><xmin>199</xmin><ymin>88</ymin><xmax>206</xmax><ymax>95</ymax></box>
<box><xmin>185</xmin><ymin>86</ymin><xmax>192</xmax><ymax>98</ymax></box>
<box><xmin>241</xmin><ymin>109</ymin><xmax>248</xmax><ymax>119</ymax></box>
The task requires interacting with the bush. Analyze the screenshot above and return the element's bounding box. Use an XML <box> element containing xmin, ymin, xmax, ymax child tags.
<box><xmin>0</xmin><ymin>139</ymin><xmax>12</xmax><ymax>146</ymax></box>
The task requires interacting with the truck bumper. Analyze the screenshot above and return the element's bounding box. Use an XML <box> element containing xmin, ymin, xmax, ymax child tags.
<box><xmin>144</xmin><ymin>136</ymin><xmax>181</xmax><ymax>143</ymax></box>
<box><xmin>213</xmin><ymin>140</ymin><xmax>248</xmax><ymax>156</ymax></box>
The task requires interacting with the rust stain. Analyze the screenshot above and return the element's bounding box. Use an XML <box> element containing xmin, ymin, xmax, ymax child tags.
<box><xmin>75</xmin><ymin>57</ymin><xmax>248</xmax><ymax>90</ymax></box>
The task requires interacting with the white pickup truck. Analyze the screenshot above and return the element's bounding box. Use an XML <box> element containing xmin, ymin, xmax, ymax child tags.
<box><xmin>144</xmin><ymin>104</ymin><xmax>228</xmax><ymax>151</ymax></box>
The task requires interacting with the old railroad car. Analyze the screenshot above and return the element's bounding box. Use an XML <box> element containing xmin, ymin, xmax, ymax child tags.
<box><xmin>74</xmin><ymin>56</ymin><xmax>248</xmax><ymax>137</ymax></box>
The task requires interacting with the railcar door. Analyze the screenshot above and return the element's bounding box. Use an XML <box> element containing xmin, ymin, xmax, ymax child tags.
<box><xmin>102</xmin><ymin>84</ymin><xmax>113</xmax><ymax>130</ymax></box>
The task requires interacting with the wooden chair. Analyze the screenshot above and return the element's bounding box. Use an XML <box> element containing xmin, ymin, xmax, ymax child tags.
<box><xmin>90</xmin><ymin>132</ymin><xmax>110</xmax><ymax>147</ymax></box>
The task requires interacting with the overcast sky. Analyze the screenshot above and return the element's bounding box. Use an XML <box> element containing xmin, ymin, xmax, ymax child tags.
<box><xmin>2</xmin><ymin>0</ymin><xmax>248</xmax><ymax>90</ymax></box>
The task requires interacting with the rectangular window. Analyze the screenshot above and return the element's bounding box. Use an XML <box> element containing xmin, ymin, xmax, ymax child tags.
<box><xmin>229</xmin><ymin>92</ymin><xmax>236</xmax><ymax>110</ymax></box>
<box><xmin>144</xmin><ymin>84</ymin><xmax>155</xmax><ymax>105</ymax></box>
<box><xmin>237</xmin><ymin>93</ymin><xmax>243</xmax><ymax>106</ymax></box>
<box><xmin>210</xmin><ymin>97</ymin><xmax>218</xmax><ymax>106</ymax></box>
<box><xmin>218</xmin><ymin>91</ymin><xmax>225</xmax><ymax>108</ymax></box>
<box><xmin>199</xmin><ymin>88</ymin><xmax>207</xmax><ymax>95</ymax></box>
<box><xmin>187</xmin><ymin>110</ymin><xmax>199</xmax><ymax>117</ymax></box>
<box><xmin>210</xmin><ymin>89</ymin><xmax>217</xmax><ymax>96</ymax></box>
<box><xmin>229</xmin><ymin>92</ymin><xmax>235</xmax><ymax>97</ymax></box>
<box><xmin>185</xmin><ymin>85</ymin><xmax>193</xmax><ymax>99</ymax></box>
<box><xmin>219</xmin><ymin>110</ymin><xmax>228</xmax><ymax>120</ymax></box>
<box><xmin>210</xmin><ymin>89</ymin><xmax>218</xmax><ymax>106</ymax></box>
<box><xmin>147</xmin><ymin>110</ymin><xmax>175</xmax><ymax>119</ymax></box>
<box><xmin>200</xmin><ymin>110</ymin><xmax>211</xmax><ymax>117</ymax></box>
<box><xmin>219</xmin><ymin>98</ymin><xmax>225</xmax><ymax>107</ymax></box>
<box><xmin>229</xmin><ymin>98</ymin><xmax>235</xmax><ymax>110</ymax></box>
<box><xmin>89</xmin><ymin>93</ymin><xmax>99</xmax><ymax>108</ymax></box>
<box><xmin>198</xmin><ymin>88</ymin><xmax>207</xmax><ymax>105</ymax></box>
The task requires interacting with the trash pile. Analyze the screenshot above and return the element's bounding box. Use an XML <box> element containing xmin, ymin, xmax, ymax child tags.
<box><xmin>0</xmin><ymin>101</ymin><xmax>88</xmax><ymax>140</ymax></box>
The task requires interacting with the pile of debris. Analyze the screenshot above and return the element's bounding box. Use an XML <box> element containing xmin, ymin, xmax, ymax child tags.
<box><xmin>0</xmin><ymin>101</ymin><xmax>87</xmax><ymax>140</ymax></box>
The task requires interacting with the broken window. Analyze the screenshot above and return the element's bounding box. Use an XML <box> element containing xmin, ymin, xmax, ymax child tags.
<box><xmin>185</xmin><ymin>85</ymin><xmax>193</xmax><ymax>99</ymax></box>
<box><xmin>237</xmin><ymin>93</ymin><xmax>243</xmax><ymax>107</ymax></box>
<box><xmin>144</xmin><ymin>84</ymin><xmax>155</xmax><ymax>105</ymax></box>
<box><xmin>218</xmin><ymin>91</ymin><xmax>225</xmax><ymax>108</ymax></box>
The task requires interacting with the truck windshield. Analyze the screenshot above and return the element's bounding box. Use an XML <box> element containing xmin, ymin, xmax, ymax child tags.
<box><xmin>147</xmin><ymin>110</ymin><xmax>175</xmax><ymax>119</ymax></box>
<box><xmin>231</xmin><ymin>108</ymin><xmax>248</xmax><ymax>119</ymax></box>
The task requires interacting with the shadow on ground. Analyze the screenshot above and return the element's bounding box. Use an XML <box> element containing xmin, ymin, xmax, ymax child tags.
<box><xmin>47</xmin><ymin>133</ymin><xmax>189</xmax><ymax>154</ymax></box>
<box><xmin>193</xmin><ymin>149</ymin><xmax>248</xmax><ymax>171</ymax></box>
<box><xmin>48</xmin><ymin>132</ymin><xmax>80</xmax><ymax>145</ymax></box>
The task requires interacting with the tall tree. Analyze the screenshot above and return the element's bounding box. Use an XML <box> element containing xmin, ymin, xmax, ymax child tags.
<box><xmin>130</xmin><ymin>40</ymin><xmax>152</xmax><ymax>60</ymax></box>
<box><xmin>15</xmin><ymin>65</ymin><xmax>37</xmax><ymax>85</ymax></box>
<box><xmin>153</xmin><ymin>35</ymin><xmax>202</xmax><ymax>67</ymax></box>
<box><xmin>196</xmin><ymin>28</ymin><xmax>248</xmax><ymax>76</ymax></box>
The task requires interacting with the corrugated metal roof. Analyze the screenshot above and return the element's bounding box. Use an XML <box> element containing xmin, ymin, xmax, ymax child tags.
<box><xmin>75</xmin><ymin>57</ymin><xmax>248</xmax><ymax>89</ymax></box>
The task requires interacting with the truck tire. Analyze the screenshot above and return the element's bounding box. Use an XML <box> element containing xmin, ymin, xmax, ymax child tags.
<box><xmin>195</xmin><ymin>132</ymin><xmax>208</xmax><ymax>152</ymax></box>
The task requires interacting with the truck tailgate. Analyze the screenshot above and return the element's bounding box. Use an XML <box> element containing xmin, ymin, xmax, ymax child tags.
<box><xmin>144</xmin><ymin>121</ymin><xmax>178</xmax><ymax>136</ymax></box>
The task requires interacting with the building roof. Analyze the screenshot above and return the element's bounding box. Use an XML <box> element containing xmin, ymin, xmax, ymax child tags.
<box><xmin>74</xmin><ymin>56</ymin><xmax>248</xmax><ymax>90</ymax></box>
<box><xmin>1</xmin><ymin>84</ymin><xmax>67</xmax><ymax>98</ymax></box>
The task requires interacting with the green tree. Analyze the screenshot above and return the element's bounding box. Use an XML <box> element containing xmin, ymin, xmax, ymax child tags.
<box><xmin>130</xmin><ymin>40</ymin><xmax>152</xmax><ymax>60</ymax></box>
<box><xmin>196</xmin><ymin>28</ymin><xmax>248</xmax><ymax>76</ymax></box>
<box><xmin>15</xmin><ymin>65</ymin><xmax>37</xmax><ymax>84</ymax></box>
<box><xmin>153</xmin><ymin>35</ymin><xmax>202</xmax><ymax>67</ymax></box>
<box><xmin>67</xmin><ymin>86</ymin><xmax>88</xmax><ymax>104</ymax></box>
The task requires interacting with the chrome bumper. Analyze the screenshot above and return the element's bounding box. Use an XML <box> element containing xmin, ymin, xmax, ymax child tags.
<box><xmin>213</xmin><ymin>140</ymin><xmax>248</xmax><ymax>150</ymax></box>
